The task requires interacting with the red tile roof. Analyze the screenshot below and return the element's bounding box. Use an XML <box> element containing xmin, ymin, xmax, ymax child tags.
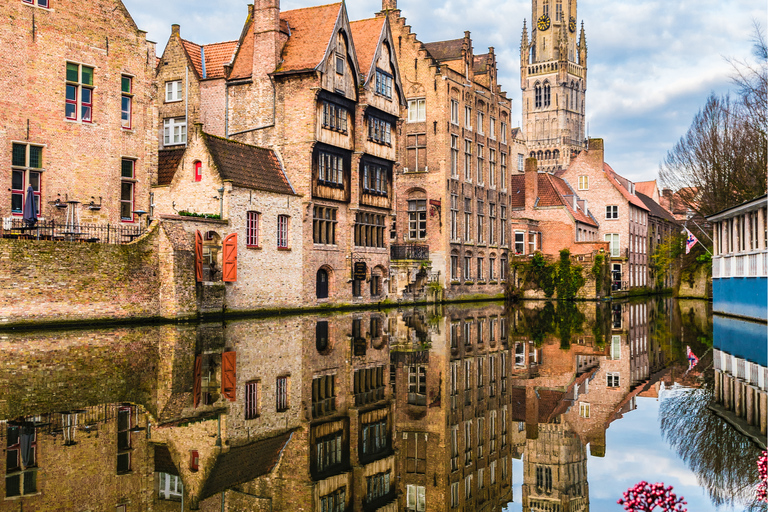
<box><xmin>157</xmin><ymin>148</ymin><xmax>186</xmax><ymax>186</ymax></box>
<box><xmin>349</xmin><ymin>17</ymin><xmax>384</xmax><ymax>79</ymax></box>
<box><xmin>228</xmin><ymin>24</ymin><xmax>254</xmax><ymax>80</ymax></box>
<box><xmin>277</xmin><ymin>3</ymin><xmax>342</xmax><ymax>73</ymax></box>
<box><xmin>180</xmin><ymin>39</ymin><xmax>203</xmax><ymax>78</ymax></box>
<box><xmin>424</xmin><ymin>38</ymin><xmax>464</xmax><ymax>61</ymax></box>
<box><xmin>507</xmin><ymin>173</ymin><xmax>597</xmax><ymax>226</ymax></box>
<box><xmin>635</xmin><ymin>180</ymin><xmax>657</xmax><ymax>198</ymax></box>
<box><xmin>180</xmin><ymin>39</ymin><xmax>237</xmax><ymax>80</ymax></box>
<box><xmin>604</xmin><ymin>163</ymin><xmax>649</xmax><ymax>211</ymax></box>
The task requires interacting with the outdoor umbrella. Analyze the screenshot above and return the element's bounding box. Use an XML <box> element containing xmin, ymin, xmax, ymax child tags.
<box><xmin>22</xmin><ymin>185</ymin><xmax>37</xmax><ymax>228</ymax></box>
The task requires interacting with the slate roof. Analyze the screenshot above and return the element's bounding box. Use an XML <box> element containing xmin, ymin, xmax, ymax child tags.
<box><xmin>349</xmin><ymin>17</ymin><xmax>384</xmax><ymax>79</ymax></box>
<box><xmin>604</xmin><ymin>163</ymin><xmax>649</xmax><ymax>211</ymax></box>
<box><xmin>637</xmin><ymin>192</ymin><xmax>678</xmax><ymax>223</ymax></box>
<box><xmin>157</xmin><ymin>148</ymin><xmax>186</xmax><ymax>186</ymax></box>
<box><xmin>424</xmin><ymin>38</ymin><xmax>464</xmax><ymax>62</ymax></box>
<box><xmin>180</xmin><ymin>40</ymin><xmax>237</xmax><ymax>80</ymax></box>
<box><xmin>277</xmin><ymin>3</ymin><xmax>342</xmax><ymax>73</ymax></box>
<box><xmin>199</xmin><ymin>431</ymin><xmax>294</xmax><ymax>500</ymax></box>
<box><xmin>202</xmin><ymin>133</ymin><xmax>295</xmax><ymax>195</ymax></box>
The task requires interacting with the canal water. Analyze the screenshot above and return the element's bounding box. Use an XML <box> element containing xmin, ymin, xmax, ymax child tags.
<box><xmin>0</xmin><ymin>297</ymin><xmax>764</xmax><ymax>512</ymax></box>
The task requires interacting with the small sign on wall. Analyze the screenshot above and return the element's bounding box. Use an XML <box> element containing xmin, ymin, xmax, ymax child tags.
<box><xmin>353</xmin><ymin>261</ymin><xmax>367</xmax><ymax>280</ymax></box>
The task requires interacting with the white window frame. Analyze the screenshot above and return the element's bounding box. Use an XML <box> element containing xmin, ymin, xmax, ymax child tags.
<box><xmin>163</xmin><ymin>117</ymin><xmax>187</xmax><ymax>146</ymax></box>
<box><xmin>578</xmin><ymin>175</ymin><xmax>589</xmax><ymax>190</ymax></box>
<box><xmin>607</xmin><ymin>372</ymin><xmax>620</xmax><ymax>387</ymax></box>
<box><xmin>451</xmin><ymin>100</ymin><xmax>460</xmax><ymax>125</ymax></box>
<box><xmin>465</xmin><ymin>106</ymin><xmax>472</xmax><ymax>130</ymax></box>
<box><xmin>158</xmin><ymin>472</ymin><xmax>183</xmax><ymax>500</ymax></box>
<box><xmin>579</xmin><ymin>402</ymin><xmax>590</xmax><ymax>418</ymax></box>
<box><xmin>165</xmin><ymin>80</ymin><xmax>182</xmax><ymax>102</ymax></box>
<box><xmin>489</xmin><ymin>117</ymin><xmax>496</xmax><ymax>139</ymax></box>
<box><xmin>408</xmin><ymin>98</ymin><xmax>426</xmax><ymax>122</ymax></box>
<box><xmin>477</xmin><ymin>111</ymin><xmax>484</xmax><ymax>135</ymax></box>
<box><xmin>605</xmin><ymin>233</ymin><xmax>620</xmax><ymax>257</ymax></box>
<box><xmin>606</xmin><ymin>205</ymin><xmax>618</xmax><ymax>219</ymax></box>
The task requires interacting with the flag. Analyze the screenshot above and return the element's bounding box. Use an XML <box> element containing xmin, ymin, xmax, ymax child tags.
<box><xmin>686</xmin><ymin>345</ymin><xmax>699</xmax><ymax>370</ymax></box>
<box><xmin>685</xmin><ymin>227</ymin><xmax>698</xmax><ymax>254</ymax></box>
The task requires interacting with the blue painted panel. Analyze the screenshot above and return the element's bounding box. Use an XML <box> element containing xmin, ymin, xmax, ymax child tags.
<box><xmin>713</xmin><ymin>314</ymin><xmax>768</xmax><ymax>366</ymax></box>
<box><xmin>712</xmin><ymin>277</ymin><xmax>768</xmax><ymax>321</ymax></box>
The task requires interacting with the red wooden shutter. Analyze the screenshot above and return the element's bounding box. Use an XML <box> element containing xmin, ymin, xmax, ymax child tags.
<box><xmin>221</xmin><ymin>351</ymin><xmax>236</xmax><ymax>402</ymax></box>
<box><xmin>222</xmin><ymin>233</ymin><xmax>237</xmax><ymax>282</ymax></box>
<box><xmin>193</xmin><ymin>355</ymin><xmax>202</xmax><ymax>408</ymax></box>
<box><xmin>195</xmin><ymin>230</ymin><xmax>203</xmax><ymax>282</ymax></box>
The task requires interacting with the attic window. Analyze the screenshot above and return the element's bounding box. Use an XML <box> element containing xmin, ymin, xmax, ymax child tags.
<box><xmin>375</xmin><ymin>70</ymin><xmax>393</xmax><ymax>99</ymax></box>
<box><xmin>336</xmin><ymin>56</ymin><xmax>344</xmax><ymax>75</ymax></box>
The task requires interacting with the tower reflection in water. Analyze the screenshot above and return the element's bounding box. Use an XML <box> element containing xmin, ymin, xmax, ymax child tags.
<box><xmin>0</xmin><ymin>298</ymin><xmax>743</xmax><ymax>512</ymax></box>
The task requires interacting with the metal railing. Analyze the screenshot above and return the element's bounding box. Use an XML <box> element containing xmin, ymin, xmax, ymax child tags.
<box><xmin>390</xmin><ymin>243</ymin><xmax>429</xmax><ymax>261</ymax></box>
<box><xmin>1</xmin><ymin>219</ymin><xmax>145</xmax><ymax>245</ymax></box>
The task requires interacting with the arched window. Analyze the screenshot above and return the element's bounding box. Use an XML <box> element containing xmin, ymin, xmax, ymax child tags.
<box><xmin>316</xmin><ymin>321</ymin><xmax>329</xmax><ymax>352</ymax></box>
<box><xmin>543</xmin><ymin>82</ymin><xmax>551</xmax><ymax>107</ymax></box>
<box><xmin>553</xmin><ymin>149</ymin><xmax>560</xmax><ymax>161</ymax></box>
<box><xmin>537</xmin><ymin>150</ymin><xmax>543</xmax><ymax>160</ymax></box>
<box><xmin>543</xmin><ymin>0</ymin><xmax>549</xmax><ymax>16</ymax></box>
<box><xmin>544</xmin><ymin>150</ymin><xmax>551</xmax><ymax>160</ymax></box>
<box><xmin>534</xmin><ymin>83</ymin><xmax>542</xmax><ymax>108</ymax></box>
<box><xmin>316</xmin><ymin>268</ymin><xmax>329</xmax><ymax>299</ymax></box>
<box><xmin>530</xmin><ymin>152</ymin><xmax>536</xmax><ymax>158</ymax></box>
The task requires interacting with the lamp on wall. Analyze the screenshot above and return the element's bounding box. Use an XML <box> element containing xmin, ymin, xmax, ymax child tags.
<box><xmin>87</xmin><ymin>196</ymin><xmax>102</xmax><ymax>211</ymax></box>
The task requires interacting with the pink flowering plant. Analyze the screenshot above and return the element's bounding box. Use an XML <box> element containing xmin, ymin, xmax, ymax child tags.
<box><xmin>757</xmin><ymin>450</ymin><xmax>768</xmax><ymax>503</ymax></box>
<box><xmin>617</xmin><ymin>481</ymin><xmax>688</xmax><ymax>512</ymax></box>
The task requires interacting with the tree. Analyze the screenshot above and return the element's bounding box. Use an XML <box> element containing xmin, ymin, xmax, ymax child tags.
<box><xmin>659</xmin><ymin>25</ymin><xmax>767</xmax><ymax>217</ymax></box>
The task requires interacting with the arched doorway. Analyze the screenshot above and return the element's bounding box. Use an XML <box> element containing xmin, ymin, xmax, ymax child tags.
<box><xmin>317</xmin><ymin>268</ymin><xmax>329</xmax><ymax>299</ymax></box>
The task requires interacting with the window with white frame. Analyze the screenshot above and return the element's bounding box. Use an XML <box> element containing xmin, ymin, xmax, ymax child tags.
<box><xmin>464</xmin><ymin>198</ymin><xmax>472</xmax><ymax>241</ymax></box>
<box><xmin>277</xmin><ymin>215</ymin><xmax>289</xmax><ymax>248</ymax></box>
<box><xmin>477</xmin><ymin>199</ymin><xmax>484</xmax><ymax>243</ymax></box>
<box><xmin>451</xmin><ymin>100</ymin><xmax>460</xmax><ymax>125</ymax></box>
<box><xmin>501</xmin><ymin>121</ymin><xmax>507</xmax><ymax>143</ymax></box>
<box><xmin>500</xmin><ymin>205</ymin><xmax>507</xmax><ymax>245</ymax></box>
<box><xmin>464</xmin><ymin>255</ymin><xmax>472</xmax><ymax>281</ymax></box>
<box><xmin>607</xmin><ymin>372</ymin><xmax>620</xmax><ymax>387</ymax></box>
<box><xmin>579</xmin><ymin>402</ymin><xmax>590</xmax><ymax>418</ymax></box>
<box><xmin>408</xmin><ymin>199</ymin><xmax>427</xmax><ymax>239</ymax></box>
<box><xmin>322</xmin><ymin>102</ymin><xmax>348</xmax><ymax>133</ymax></box>
<box><xmin>489</xmin><ymin>203</ymin><xmax>496</xmax><ymax>244</ymax></box>
<box><xmin>163</xmin><ymin>117</ymin><xmax>186</xmax><ymax>146</ymax></box>
<box><xmin>605</xmin><ymin>233</ymin><xmax>620</xmax><ymax>257</ymax></box>
<box><xmin>65</xmin><ymin>62</ymin><xmax>94</xmax><ymax>122</ymax></box>
<box><xmin>465</xmin><ymin>106</ymin><xmax>472</xmax><ymax>130</ymax></box>
<box><xmin>362</xmin><ymin>163</ymin><xmax>388</xmax><ymax>195</ymax></box>
<box><xmin>500</xmin><ymin>152</ymin><xmax>507</xmax><ymax>187</ymax></box>
<box><xmin>477</xmin><ymin>145</ymin><xmax>484</xmax><ymax>184</ymax></box>
<box><xmin>158</xmin><ymin>473</ymin><xmax>183</xmax><ymax>501</ymax></box>
<box><xmin>406</xmin><ymin>485</ymin><xmax>426</xmax><ymax>512</ymax></box>
<box><xmin>477</xmin><ymin>111</ymin><xmax>484</xmax><ymax>134</ymax></box>
<box><xmin>515</xmin><ymin>232</ymin><xmax>525</xmax><ymax>254</ymax></box>
<box><xmin>11</xmin><ymin>143</ymin><xmax>42</xmax><ymax>216</ymax></box>
<box><xmin>408</xmin><ymin>98</ymin><xmax>426</xmax><ymax>122</ymax></box>
<box><xmin>451</xmin><ymin>193</ymin><xmax>459</xmax><ymax>240</ymax></box>
<box><xmin>489</xmin><ymin>149</ymin><xmax>496</xmax><ymax>187</ymax></box>
<box><xmin>610</xmin><ymin>335</ymin><xmax>621</xmax><ymax>360</ymax></box>
<box><xmin>490</xmin><ymin>118</ymin><xmax>496</xmax><ymax>139</ymax></box>
<box><xmin>451</xmin><ymin>482</ymin><xmax>459</xmax><ymax>508</ymax></box>
<box><xmin>317</xmin><ymin>151</ymin><xmax>345</xmax><ymax>187</ymax></box>
<box><xmin>606</xmin><ymin>205</ymin><xmax>618</xmax><ymax>219</ymax></box>
<box><xmin>464</xmin><ymin>140</ymin><xmax>472</xmax><ymax>181</ymax></box>
<box><xmin>22</xmin><ymin>0</ymin><xmax>49</xmax><ymax>7</ymax></box>
<box><xmin>578</xmin><ymin>175</ymin><xmax>589</xmax><ymax>190</ymax></box>
<box><xmin>518</xmin><ymin>153</ymin><xmax>524</xmax><ymax>172</ymax></box>
<box><xmin>165</xmin><ymin>80</ymin><xmax>182</xmax><ymax>102</ymax></box>
<box><xmin>247</xmin><ymin>211</ymin><xmax>260</xmax><ymax>247</ymax></box>
<box><xmin>451</xmin><ymin>135</ymin><xmax>459</xmax><ymax>178</ymax></box>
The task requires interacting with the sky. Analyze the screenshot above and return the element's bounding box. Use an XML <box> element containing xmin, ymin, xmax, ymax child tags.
<box><xmin>122</xmin><ymin>0</ymin><xmax>766</xmax><ymax>184</ymax></box>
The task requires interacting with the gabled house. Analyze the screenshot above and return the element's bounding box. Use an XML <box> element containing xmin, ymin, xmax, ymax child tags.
<box><xmin>152</xmin><ymin>124</ymin><xmax>302</xmax><ymax>311</ymax></box>
<box><xmin>635</xmin><ymin>181</ymin><xmax>679</xmax><ymax>289</ymax></box>
<box><xmin>559</xmin><ymin>139</ymin><xmax>650</xmax><ymax>290</ymax></box>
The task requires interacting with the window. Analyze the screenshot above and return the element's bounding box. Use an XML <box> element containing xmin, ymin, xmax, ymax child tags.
<box><xmin>22</xmin><ymin>0</ymin><xmax>49</xmax><ymax>6</ymax></box>
<box><xmin>451</xmin><ymin>482</ymin><xmax>459</xmax><ymax>508</ymax></box>
<box><xmin>489</xmin><ymin>257</ymin><xmax>496</xmax><ymax>280</ymax></box>
<box><xmin>365</xmin><ymin>119</ymin><xmax>392</xmax><ymax>148</ymax></box>
<box><xmin>501</xmin><ymin>256</ymin><xmax>507</xmax><ymax>281</ymax></box>
<box><xmin>10</xmin><ymin>143</ymin><xmax>42</xmax><ymax>216</ymax></box>
<box><xmin>366</xmin><ymin>472</ymin><xmax>391</xmax><ymax>502</ymax></box>
<box><xmin>489</xmin><ymin>149</ymin><xmax>496</xmax><ymax>188</ymax></box>
<box><xmin>451</xmin><ymin>135</ymin><xmax>459</xmax><ymax>177</ymax></box>
<box><xmin>477</xmin><ymin>144</ymin><xmax>484</xmax><ymax>184</ymax></box>
<box><xmin>354</xmin><ymin>366</ymin><xmax>385</xmax><ymax>405</ymax></box>
<box><xmin>606</xmin><ymin>205</ymin><xmax>618</xmax><ymax>219</ymax></box>
<box><xmin>375</xmin><ymin>69</ymin><xmax>393</xmax><ymax>98</ymax></box>
<box><xmin>610</xmin><ymin>335</ymin><xmax>621</xmax><ymax>360</ymax></box>
<box><xmin>245</xmin><ymin>380</ymin><xmax>260</xmax><ymax>419</ymax></box>
<box><xmin>117</xmin><ymin>407</ymin><xmax>131</xmax><ymax>473</ymax></box>
<box><xmin>463</xmin><ymin>322</ymin><xmax>472</xmax><ymax>347</ymax></box>
<box><xmin>320</xmin><ymin>488</ymin><xmax>346</xmax><ymax>512</ymax></box>
<box><xmin>406</xmin><ymin>134</ymin><xmax>427</xmax><ymax>172</ymax></box>
<box><xmin>336</xmin><ymin>55</ymin><xmax>345</xmax><ymax>75</ymax></box>
<box><xmin>518</xmin><ymin>153</ymin><xmax>524</xmax><ymax>172</ymax></box>
<box><xmin>500</xmin><ymin>206</ymin><xmax>507</xmax><ymax>245</ymax></box>
<box><xmin>478</xmin><ymin>468</ymin><xmax>485</xmax><ymax>489</ymax></box>
<box><xmin>408</xmin><ymin>200</ymin><xmax>427</xmax><ymax>239</ymax></box>
<box><xmin>408</xmin><ymin>365</ymin><xmax>427</xmax><ymax>405</ymax></box>
<box><xmin>543</xmin><ymin>83</ymin><xmax>551</xmax><ymax>107</ymax></box>
<box><xmin>406</xmin><ymin>484</ymin><xmax>426</xmax><ymax>511</ymax></box>
<box><xmin>158</xmin><ymin>472</ymin><xmax>183</xmax><ymax>501</ymax></box>
<box><xmin>322</xmin><ymin>102</ymin><xmax>348</xmax><ymax>133</ymax></box>
<box><xmin>313</xmin><ymin>206</ymin><xmax>337</xmax><ymax>245</ymax></box>
<box><xmin>578</xmin><ymin>175</ymin><xmax>589</xmax><ymax>190</ymax></box>
<box><xmin>451</xmin><ymin>100</ymin><xmax>460</xmax><ymax>125</ymax></box>
<box><xmin>477</xmin><ymin>200</ymin><xmax>484</xmax><ymax>243</ymax></box>
<box><xmin>605</xmin><ymin>233</ymin><xmax>620</xmax><ymax>257</ymax></box>
<box><xmin>465</xmin><ymin>106</ymin><xmax>472</xmax><ymax>129</ymax></box>
<box><xmin>451</xmin><ymin>254</ymin><xmax>459</xmax><ymax>280</ymax></box>
<box><xmin>408</xmin><ymin>99</ymin><xmax>426</xmax><ymax>122</ymax></box>
<box><xmin>465</xmin><ymin>474</ymin><xmax>473</xmax><ymax>498</ymax></box>
<box><xmin>165</xmin><ymin>80</ymin><xmax>182</xmax><ymax>102</ymax></box>
<box><xmin>362</xmin><ymin>419</ymin><xmax>388</xmax><ymax>455</ymax></box>
<box><xmin>464</xmin><ymin>198</ymin><xmax>472</xmax><ymax>241</ymax></box>
<box><xmin>536</xmin><ymin>466</ymin><xmax>553</xmax><ymax>493</ymax></box>
<box><xmin>528</xmin><ymin>232</ymin><xmax>537</xmax><ymax>253</ymax></box>
<box><xmin>312</xmin><ymin>375</ymin><xmax>336</xmax><ymax>417</ymax></box>
<box><xmin>451</xmin><ymin>194</ymin><xmax>459</xmax><ymax>240</ymax></box>
<box><xmin>490</xmin><ymin>118</ymin><xmax>496</xmax><ymax>139</ymax></box>
<box><xmin>317</xmin><ymin>151</ymin><xmax>345</xmax><ymax>186</ymax></box>
<box><xmin>277</xmin><ymin>215</ymin><xmax>289</xmax><ymax>248</ymax></box>
<box><xmin>477</xmin><ymin>111</ymin><xmax>484</xmax><ymax>134</ymax></box>
<box><xmin>194</xmin><ymin>160</ymin><xmax>202</xmax><ymax>182</ymax></box>
<box><xmin>500</xmin><ymin>152</ymin><xmax>507</xmax><ymax>188</ymax></box>
<box><xmin>276</xmin><ymin>375</ymin><xmax>289</xmax><ymax>411</ymax></box>
<box><xmin>607</xmin><ymin>372</ymin><xmax>620</xmax><ymax>387</ymax></box>
<box><xmin>355</xmin><ymin>212</ymin><xmax>386</xmax><ymax>248</ymax></box>
<box><xmin>121</xmin><ymin>76</ymin><xmax>132</xmax><ymax>129</ymax></box>
<box><xmin>163</xmin><ymin>117</ymin><xmax>186</xmax><ymax>145</ymax></box>
<box><xmin>490</xmin><ymin>460</ymin><xmax>497</xmax><ymax>484</ymax></box>
<box><xmin>515</xmin><ymin>232</ymin><xmax>525</xmax><ymax>254</ymax></box>
<box><xmin>66</xmin><ymin>62</ymin><xmax>94</xmax><ymax>122</ymax></box>
<box><xmin>535</xmin><ymin>83</ymin><xmax>542</xmax><ymax>108</ymax></box>
<box><xmin>6</xmin><ymin>425</ymin><xmax>37</xmax><ymax>498</ymax></box>
<box><xmin>464</xmin><ymin>255</ymin><xmax>472</xmax><ymax>280</ymax></box>
<box><xmin>489</xmin><ymin>203</ymin><xmax>496</xmax><ymax>244</ymax></box>
<box><xmin>501</xmin><ymin>121</ymin><xmax>507</xmax><ymax>143</ymax></box>
<box><xmin>120</xmin><ymin>158</ymin><xmax>135</xmax><ymax>222</ymax></box>
<box><xmin>464</xmin><ymin>421</ymin><xmax>473</xmax><ymax>465</ymax></box>
<box><xmin>579</xmin><ymin>402</ymin><xmax>590</xmax><ymax>418</ymax></box>
<box><xmin>317</xmin><ymin>431</ymin><xmax>344</xmax><ymax>473</ymax></box>
<box><xmin>464</xmin><ymin>140</ymin><xmax>473</xmax><ymax>181</ymax></box>
<box><xmin>362</xmin><ymin>163</ymin><xmax>388</xmax><ymax>195</ymax></box>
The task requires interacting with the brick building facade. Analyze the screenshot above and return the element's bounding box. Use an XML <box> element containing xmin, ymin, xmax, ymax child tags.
<box><xmin>0</xmin><ymin>0</ymin><xmax>156</xmax><ymax>227</ymax></box>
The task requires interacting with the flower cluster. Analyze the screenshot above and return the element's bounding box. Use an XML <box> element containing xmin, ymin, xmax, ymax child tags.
<box><xmin>757</xmin><ymin>450</ymin><xmax>768</xmax><ymax>503</ymax></box>
<box><xmin>617</xmin><ymin>481</ymin><xmax>688</xmax><ymax>512</ymax></box>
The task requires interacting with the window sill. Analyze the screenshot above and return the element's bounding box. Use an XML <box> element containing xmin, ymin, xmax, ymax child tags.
<box><xmin>278</xmin><ymin>247</ymin><xmax>291</xmax><ymax>251</ymax></box>
<box><xmin>246</xmin><ymin>245</ymin><xmax>261</xmax><ymax>250</ymax></box>
<box><xmin>463</xmin><ymin>281</ymin><xmax>474</xmax><ymax>285</ymax></box>
<box><xmin>65</xmin><ymin>119</ymin><xmax>96</xmax><ymax>126</ymax></box>
<box><xmin>164</xmin><ymin>99</ymin><xmax>183</xmax><ymax>104</ymax></box>
<box><xmin>121</xmin><ymin>128</ymin><xmax>135</xmax><ymax>133</ymax></box>
<box><xmin>477</xmin><ymin>281</ymin><xmax>487</xmax><ymax>285</ymax></box>
<box><xmin>451</xmin><ymin>280</ymin><xmax>461</xmax><ymax>285</ymax></box>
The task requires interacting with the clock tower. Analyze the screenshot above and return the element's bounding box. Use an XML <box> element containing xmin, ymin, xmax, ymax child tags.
<box><xmin>521</xmin><ymin>0</ymin><xmax>587</xmax><ymax>173</ymax></box>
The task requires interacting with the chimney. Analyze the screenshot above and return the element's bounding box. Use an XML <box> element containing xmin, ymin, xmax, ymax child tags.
<box><xmin>587</xmin><ymin>138</ymin><xmax>604</xmax><ymax>166</ymax></box>
<box><xmin>253</xmin><ymin>0</ymin><xmax>281</xmax><ymax>76</ymax></box>
<box><xmin>524</xmin><ymin>157</ymin><xmax>538</xmax><ymax>210</ymax></box>
<box><xmin>381</xmin><ymin>0</ymin><xmax>397</xmax><ymax>10</ymax></box>
<box><xmin>171</xmin><ymin>24</ymin><xmax>180</xmax><ymax>37</ymax></box>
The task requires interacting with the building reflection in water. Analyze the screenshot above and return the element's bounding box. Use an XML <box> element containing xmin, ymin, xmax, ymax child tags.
<box><xmin>0</xmin><ymin>298</ymin><xmax>746</xmax><ymax>512</ymax></box>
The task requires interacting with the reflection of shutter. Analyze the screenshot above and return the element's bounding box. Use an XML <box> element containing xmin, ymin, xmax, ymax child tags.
<box><xmin>193</xmin><ymin>355</ymin><xmax>202</xmax><ymax>408</ymax></box>
<box><xmin>222</xmin><ymin>233</ymin><xmax>237</xmax><ymax>282</ymax></box>
<box><xmin>195</xmin><ymin>231</ymin><xmax>203</xmax><ymax>282</ymax></box>
<box><xmin>221</xmin><ymin>351</ymin><xmax>236</xmax><ymax>402</ymax></box>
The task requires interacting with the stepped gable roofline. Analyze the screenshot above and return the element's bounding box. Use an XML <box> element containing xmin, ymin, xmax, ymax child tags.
<box><xmin>157</xmin><ymin>147</ymin><xmax>186</xmax><ymax>186</ymax></box>
<box><xmin>474</xmin><ymin>53</ymin><xmax>490</xmax><ymax>74</ymax></box>
<box><xmin>637</xmin><ymin>192</ymin><xmax>678</xmax><ymax>223</ymax></box>
<box><xmin>199</xmin><ymin>430</ymin><xmax>294</xmax><ymax>501</ymax></box>
<box><xmin>603</xmin><ymin>163</ymin><xmax>649</xmax><ymax>211</ymax></box>
<box><xmin>424</xmin><ymin>38</ymin><xmax>464</xmax><ymax>62</ymax></box>
<box><xmin>201</xmin><ymin>132</ymin><xmax>296</xmax><ymax>195</ymax></box>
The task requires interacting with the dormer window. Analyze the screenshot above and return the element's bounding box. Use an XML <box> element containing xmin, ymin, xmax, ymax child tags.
<box><xmin>375</xmin><ymin>69</ymin><xmax>393</xmax><ymax>99</ymax></box>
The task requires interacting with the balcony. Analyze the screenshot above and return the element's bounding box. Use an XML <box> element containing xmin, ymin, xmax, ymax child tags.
<box><xmin>391</xmin><ymin>243</ymin><xmax>429</xmax><ymax>261</ymax></box>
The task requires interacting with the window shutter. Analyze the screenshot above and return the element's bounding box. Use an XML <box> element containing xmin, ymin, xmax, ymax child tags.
<box><xmin>221</xmin><ymin>351</ymin><xmax>236</xmax><ymax>402</ymax></box>
<box><xmin>193</xmin><ymin>355</ymin><xmax>202</xmax><ymax>408</ymax></box>
<box><xmin>222</xmin><ymin>233</ymin><xmax>238</xmax><ymax>282</ymax></box>
<box><xmin>195</xmin><ymin>231</ymin><xmax>203</xmax><ymax>282</ymax></box>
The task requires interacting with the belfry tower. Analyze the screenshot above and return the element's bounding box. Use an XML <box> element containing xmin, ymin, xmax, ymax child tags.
<box><xmin>521</xmin><ymin>0</ymin><xmax>587</xmax><ymax>173</ymax></box>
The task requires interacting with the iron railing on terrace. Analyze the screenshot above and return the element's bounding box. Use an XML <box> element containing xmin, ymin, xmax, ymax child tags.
<box><xmin>1</xmin><ymin>219</ymin><xmax>145</xmax><ymax>244</ymax></box>
<box><xmin>390</xmin><ymin>243</ymin><xmax>429</xmax><ymax>261</ymax></box>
